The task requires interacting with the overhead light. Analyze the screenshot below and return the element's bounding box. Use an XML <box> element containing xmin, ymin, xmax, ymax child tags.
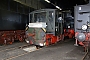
<box><xmin>44</xmin><ymin>0</ymin><xmax>62</xmax><ymax>10</ymax></box>
<box><xmin>56</xmin><ymin>6</ymin><xmax>60</xmax><ymax>9</ymax></box>
<box><xmin>56</xmin><ymin>6</ymin><xmax>62</xmax><ymax>10</ymax></box>
<box><xmin>45</xmin><ymin>0</ymin><xmax>50</xmax><ymax>3</ymax></box>
<box><xmin>59</xmin><ymin>8</ymin><xmax>62</xmax><ymax>10</ymax></box>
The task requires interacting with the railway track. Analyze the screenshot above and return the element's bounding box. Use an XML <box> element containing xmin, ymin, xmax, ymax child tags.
<box><xmin>82</xmin><ymin>47</ymin><xmax>90</xmax><ymax>60</ymax></box>
<box><xmin>0</xmin><ymin>44</ymin><xmax>36</xmax><ymax>60</ymax></box>
<box><xmin>4</xmin><ymin>52</ymin><xmax>29</xmax><ymax>60</ymax></box>
<box><xmin>1</xmin><ymin>39</ymin><xmax>74</xmax><ymax>60</ymax></box>
<box><xmin>0</xmin><ymin>44</ymin><xmax>31</xmax><ymax>52</ymax></box>
<box><xmin>3</xmin><ymin>45</ymin><xmax>38</xmax><ymax>60</ymax></box>
<box><xmin>0</xmin><ymin>39</ymin><xmax>71</xmax><ymax>52</ymax></box>
<box><xmin>0</xmin><ymin>43</ymin><xmax>38</xmax><ymax>60</ymax></box>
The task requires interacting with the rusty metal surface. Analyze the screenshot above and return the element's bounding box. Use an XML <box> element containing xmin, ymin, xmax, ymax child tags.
<box><xmin>26</xmin><ymin>28</ymin><xmax>45</xmax><ymax>45</ymax></box>
<box><xmin>0</xmin><ymin>30</ymin><xmax>26</xmax><ymax>45</ymax></box>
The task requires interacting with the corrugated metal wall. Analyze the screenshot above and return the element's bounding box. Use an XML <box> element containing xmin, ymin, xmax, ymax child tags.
<box><xmin>14</xmin><ymin>0</ymin><xmax>45</xmax><ymax>9</ymax></box>
<box><xmin>0</xmin><ymin>9</ymin><xmax>28</xmax><ymax>30</ymax></box>
<box><xmin>0</xmin><ymin>0</ymin><xmax>45</xmax><ymax>30</ymax></box>
<box><xmin>0</xmin><ymin>0</ymin><xmax>35</xmax><ymax>14</ymax></box>
<box><xmin>0</xmin><ymin>0</ymin><xmax>30</xmax><ymax>30</ymax></box>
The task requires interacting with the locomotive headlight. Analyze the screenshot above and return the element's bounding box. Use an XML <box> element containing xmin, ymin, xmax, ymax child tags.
<box><xmin>82</xmin><ymin>25</ymin><xmax>87</xmax><ymax>30</ymax></box>
<box><xmin>39</xmin><ymin>43</ymin><xmax>44</xmax><ymax>46</ymax></box>
<box><xmin>76</xmin><ymin>33</ymin><xmax>85</xmax><ymax>42</ymax></box>
<box><xmin>68</xmin><ymin>26</ymin><xmax>70</xmax><ymax>28</ymax></box>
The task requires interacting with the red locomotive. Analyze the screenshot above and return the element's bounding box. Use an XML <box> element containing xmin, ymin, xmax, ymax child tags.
<box><xmin>63</xmin><ymin>11</ymin><xmax>75</xmax><ymax>39</ymax></box>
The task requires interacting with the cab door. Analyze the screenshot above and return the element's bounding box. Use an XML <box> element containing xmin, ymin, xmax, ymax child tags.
<box><xmin>55</xmin><ymin>11</ymin><xmax>64</xmax><ymax>36</ymax></box>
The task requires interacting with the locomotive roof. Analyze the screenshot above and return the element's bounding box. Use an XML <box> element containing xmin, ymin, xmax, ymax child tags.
<box><xmin>29</xmin><ymin>9</ymin><xmax>57</xmax><ymax>14</ymax></box>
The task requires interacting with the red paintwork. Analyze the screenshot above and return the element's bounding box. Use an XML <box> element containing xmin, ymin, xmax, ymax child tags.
<box><xmin>46</xmin><ymin>34</ymin><xmax>53</xmax><ymax>46</ymax></box>
<box><xmin>75</xmin><ymin>32</ymin><xmax>79</xmax><ymax>37</ymax></box>
<box><xmin>75</xmin><ymin>32</ymin><xmax>90</xmax><ymax>51</ymax></box>
<box><xmin>0</xmin><ymin>30</ymin><xmax>25</xmax><ymax>45</ymax></box>
<box><xmin>64</xmin><ymin>29</ymin><xmax>75</xmax><ymax>39</ymax></box>
<box><xmin>51</xmin><ymin>36</ymin><xmax>57</xmax><ymax>44</ymax></box>
<box><xmin>46</xmin><ymin>34</ymin><xmax>63</xmax><ymax>46</ymax></box>
<box><xmin>46</xmin><ymin>34</ymin><xmax>57</xmax><ymax>46</ymax></box>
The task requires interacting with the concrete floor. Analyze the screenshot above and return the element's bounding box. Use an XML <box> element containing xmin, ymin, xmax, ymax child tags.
<box><xmin>0</xmin><ymin>39</ymin><xmax>89</xmax><ymax>60</ymax></box>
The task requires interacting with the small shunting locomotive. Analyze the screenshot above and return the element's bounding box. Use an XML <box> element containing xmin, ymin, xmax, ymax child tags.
<box><xmin>26</xmin><ymin>9</ymin><xmax>74</xmax><ymax>48</ymax></box>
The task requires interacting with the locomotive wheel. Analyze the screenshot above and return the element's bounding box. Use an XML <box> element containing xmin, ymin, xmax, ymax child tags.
<box><xmin>36</xmin><ymin>45</ymin><xmax>40</xmax><ymax>49</ymax></box>
<box><xmin>64</xmin><ymin>36</ymin><xmax>69</xmax><ymax>40</ymax></box>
